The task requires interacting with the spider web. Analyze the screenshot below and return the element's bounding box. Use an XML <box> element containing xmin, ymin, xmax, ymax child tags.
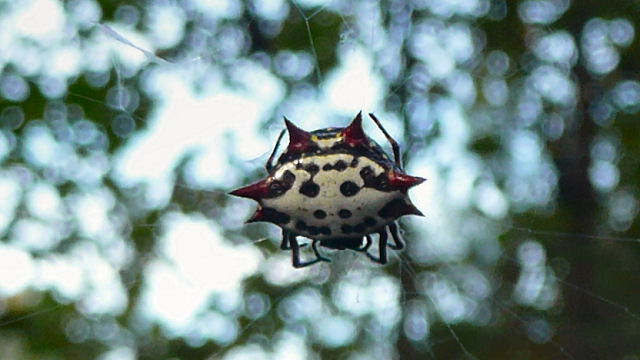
<box><xmin>0</xmin><ymin>1</ymin><xmax>639</xmax><ymax>359</ymax></box>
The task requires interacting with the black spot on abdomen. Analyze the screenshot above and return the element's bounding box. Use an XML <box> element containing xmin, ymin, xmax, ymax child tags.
<box><xmin>340</xmin><ymin>181</ymin><xmax>360</xmax><ymax>197</ymax></box>
<box><xmin>334</xmin><ymin>160</ymin><xmax>347</xmax><ymax>171</ymax></box>
<box><xmin>322</xmin><ymin>160</ymin><xmax>348</xmax><ymax>172</ymax></box>
<box><xmin>360</xmin><ymin>166</ymin><xmax>391</xmax><ymax>192</ymax></box>
<box><xmin>313</xmin><ymin>210</ymin><xmax>327</xmax><ymax>219</ymax></box>
<box><xmin>269</xmin><ymin>170</ymin><xmax>296</xmax><ymax>197</ymax></box>
<box><xmin>295</xmin><ymin>220</ymin><xmax>307</xmax><ymax>231</ymax></box>
<box><xmin>338</xmin><ymin>209</ymin><xmax>352</xmax><ymax>219</ymax></box>
<box><xmin>307</xmin><ymin>225</ymin><xmax>332</xmax><ymax>236</ymax></box>
<box><xmin>299</xmin><ymin>180</ymin><xmax>320</xmax><ymax>197</ymax></box>
<box><xmin>304</xmin><ymin>163</ymin><xmax>319</xmax><ymax>174</ymax></box>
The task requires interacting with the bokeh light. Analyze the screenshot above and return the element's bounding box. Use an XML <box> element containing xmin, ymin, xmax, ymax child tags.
<box><xmin>0</xmin><ymin>0</ymin><xmax>639</xmax><ymax>359</ymax></box>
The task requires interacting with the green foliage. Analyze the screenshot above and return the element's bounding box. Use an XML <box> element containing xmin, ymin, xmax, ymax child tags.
<box><xmin>1</xmin><ymin>0</ymin><xmax>640</xmax><ymax>359</ymax></box>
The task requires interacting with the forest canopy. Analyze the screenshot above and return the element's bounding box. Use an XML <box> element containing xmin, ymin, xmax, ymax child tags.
<box><xmin>0</xmin><ymin>0</ymin><xmax>639</xmax><ymax>359</ymax></box>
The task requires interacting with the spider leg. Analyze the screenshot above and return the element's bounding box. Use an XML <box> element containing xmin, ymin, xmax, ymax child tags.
<box><xmin>311</xmin><ymin>240</ymin><xmax>331</xmax><ymax>263</ymax></box>
<box><xmin>266</xmin><ymin>129</ymin><xmax>286</xmax><ymax>172</ymax></box>
<box><xmin>289</xmin><ymin>234</ymin><xmax>324</xmax><ymax>268</ymax></box>
<box><xmin>355</xmin><ymin>235</ymin><xmax>373</xmax><ymax>252</ymax></box>
<box><xmin>368</xmin><ymin>113</ymin><xmax>402</xmax><ymax>169</ymax></box>
<box><xmin>280</xmin><ymin>229</ymin><xmax>306</xmax><ymax>250</ymax></box>
<box><xmin>387</xmin><ymin>222</ymin><xmax>405</xmax><ymax>250</ymax></box>
<box><xmin>366</xmin><ymin>229</ymin><xmax>388</xmax><ymax>265</ymax></box>
<box><xmin>280</xmin><ymin>229</ymin><xmax>291</xmax><ymax>250</ymax></box>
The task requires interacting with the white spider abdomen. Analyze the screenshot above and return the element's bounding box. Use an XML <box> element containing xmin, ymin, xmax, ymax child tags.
<box><xmin>263</xmin><ymin>154</ymin><xmax>405</xmax><ymax>239</ymax></box>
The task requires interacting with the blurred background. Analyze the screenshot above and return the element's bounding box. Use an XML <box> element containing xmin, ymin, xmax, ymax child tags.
<box><xmin>0</xmin><ymin>0</ymin><xmax>639</xmax><ymax>359</ymax></box>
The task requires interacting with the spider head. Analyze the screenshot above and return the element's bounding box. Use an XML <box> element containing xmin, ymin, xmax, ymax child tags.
<box><xmin>283</xmin><ymin>112</ymin><xmax>372</xmax><ymax>154</ymax></box>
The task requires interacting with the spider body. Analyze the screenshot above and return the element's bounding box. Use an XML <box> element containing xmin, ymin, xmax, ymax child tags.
<box><xmin>230</xmin><ymin>112</ymin><xmax>425</xmax><ymax>268</ymax></box>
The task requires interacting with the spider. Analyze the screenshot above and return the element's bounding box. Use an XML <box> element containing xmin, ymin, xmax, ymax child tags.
<box><xmin>230</xmin><ymin>112</ymin><xmax>425</xmax><ymax>268</ymax></box>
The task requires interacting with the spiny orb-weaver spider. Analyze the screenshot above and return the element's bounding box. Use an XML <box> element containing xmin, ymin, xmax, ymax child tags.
<box><xmin>230</xmin><ymin>112</ymin><xmax>425</xmax><ymax>268</ymax></box>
